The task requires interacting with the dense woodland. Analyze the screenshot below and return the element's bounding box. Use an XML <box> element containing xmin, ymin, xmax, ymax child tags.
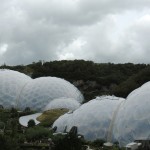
<box><xmin>1</xmin><ymin>60</ymin><xmax>150</xmax><ymax>102</ymax></box>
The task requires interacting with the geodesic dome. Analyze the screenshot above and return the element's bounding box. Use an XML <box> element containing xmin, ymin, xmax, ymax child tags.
<box><xmin>113</xmin><ymin>81</ymin><xmax>150</xmax><ymax>146</ymax></box>
<box><xmin>53</xmin><ymin>113</ymin><xmax>73</xmax><ymax>132</ymax></box>
<box><xmin>44</xmin><ymin>97</ymin><xmax>81</xmax><ymax>111</ymax></box>
<box><xmin>53</xmin><ymin>96</ymin><xmax>124</xmax><ymax>141</ymax></box>
<box><xmin>19</xmin><ymin>77</ymin><xmax>84</xmax><ymax>111</ymax></box>
<box><xmin>0</xmin><ymin>69</ymin><xmax>32</xmax><ymax>108</ymax></box>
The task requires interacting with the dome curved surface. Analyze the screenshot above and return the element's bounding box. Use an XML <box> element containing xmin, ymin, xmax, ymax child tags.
<box><xmin>19</xmin><ymin>77</ymin><xmax>84</xmax><ymax>111</ymax></box>
<box><xmin>53</xmin><ymin>113</ymin><xmax>73</xmax><ymax>132</ymax></box>
<box><xmin>53</xmin><ymin>96</ymin><xmax>124</xmax><ymax>141</ymax></box>
<box><xmin>44</xmin><ymin>97</ymin><xmax>81</xmax><ymax>111</ymax></box>
<box><xmin>0</xmin><ymin>69</ymin><xmax>32</xmax><ymax>108</ymax></box>
<box><xmin>113</xmin><ymin>82</ymin><xmax>150</xmax><ymax>146</ymax></box>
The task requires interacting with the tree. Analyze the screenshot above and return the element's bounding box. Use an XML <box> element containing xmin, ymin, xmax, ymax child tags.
<box><xmin>28</xmin><ymin>119</ymin><xmax>35</xmax><ymax>128</ymax></box>
<box><xmin>0</xmin><ymin>121</ymin><xmax>5</xmax><ymax>134</ymax></box>
<box><xmin>24</xmin><ymin>107</ymin><xmax>31</xmax><ymax>112</ymax></box>
<box><xmin>10</xmin><ymin>107</ymin><xmax>18</xmax><ymax>118</ymax></box>
<box><xmin>25</xmin><ymin>126</ymin><xmax>52</xmax><ymax>142</ymax></box>
<box><xmin>10</xmin><ymin>119</ymin><xmax>18</xmax><ymax>137</ymax></box>
<box><xmin>0</xmin><ymin>135</ymin><xmax>19</xmax><ymax>150</ymax></box>
<box><xmin>0</xmin><ymin>105</ymin><xmax>4</xmax><ymax>109</ymax></box>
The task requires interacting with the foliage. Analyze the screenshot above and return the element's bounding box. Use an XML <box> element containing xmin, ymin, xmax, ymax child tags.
<box><xmin>27</xmin><ymin>119</ymin><xmax>36</xmax><ymax>128</ymax></box>
<box><xmin>53</xmin><ymin>127</ymin><xmax>83</xmax><ymax>150</ymax></box>
<box><xmin>25</xmin><ymin>126</ymin><xmax>52</xmax><ymax>142</ymax></box>
<box><xmin>91</xmin><ymin>139</ymin><xmax>106</xmax><ymax>147</ymax></box>
<box><xmin>0</xmin><ymin>121</ymin><xmax>5</xmax><ymax>129</ymax></box>
<box><xmin>113</xmin><ymin>65</ymin><xmax>150</xmax><ymax>98</ymax></box>
<box><xmin>0</xmin><ymin>109</ymin><xmax>10</xmax><ymax>123</ymax></box>
<box><xmin>0</xmin><ymin>134</ymin><xmax>19</xmax><ymax>150</ymax></box>
<box><xmin>24</xmin><ymin>107</ymin><xmax>31</xmax><ymax>112</ymax></box>
<box><xmin>10</xmin><ymin>107</ymin><xmax>19</xmax><ymax>118</ymax></box>
<box><xmin>0</xmin><ymin>104</ymin><xmax>4</xmax><ymax>109</ymax></box>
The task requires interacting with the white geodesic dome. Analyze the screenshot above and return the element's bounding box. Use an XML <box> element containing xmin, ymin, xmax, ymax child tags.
<box><xmin>19</xmin><ymin>77</ymin><xmax>84</xmax><ymax>111</ymax></box>
<box><xmin>44</xmin><ymin>97</ymin><xmax>81</xmax><ymax>111</ymax></box>
<box><xmin>0</xmin><ymin>69</ymin><xmax>31</xmax><ymax>108</ymax></box>
<box><xmin>53</xmin><ymin>96</ymin><xmax>124</xmax><ymax>141</ymax></box>
<box><xmin>113</xmin><ymin>81</ymin><xmax>150</xmax><ymax>147</ymax></box>
<box><xmin>53</xmin><ymin>113</ymin><xmax>73</xmax><ymax>132</ymax></box>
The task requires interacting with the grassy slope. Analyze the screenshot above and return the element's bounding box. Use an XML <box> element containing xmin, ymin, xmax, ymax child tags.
<box><xmin>37</xmin><ymin>108</ymin><xmax>69</xmax><ymax>127</ymax></box>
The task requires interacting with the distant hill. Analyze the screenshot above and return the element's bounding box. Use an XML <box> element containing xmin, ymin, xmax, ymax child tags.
<box><xmin>1</xmin><ymin>60</ymin><xmax>150</xmax><ymax>102</ymax></box>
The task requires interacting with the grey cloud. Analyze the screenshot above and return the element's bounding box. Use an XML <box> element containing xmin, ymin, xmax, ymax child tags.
<box><xmin>17</xmin><ymin>0</ymin><xmax>150</xmax><ymax>26</ymax></box>
<box><xmin>0</xmin><ymin>0</ymin><xmax>150</xmax><ymax>65</ymax></box>
<box><xmin>79</xmin><ymin>0</ymin><xmax>150</xmax><ymax>12</ymax></box>
<box><xmin>64</xmin><ymin>14</ymin><xmax>150</xmax><ymax>64</ymax></box>
<box><xmin>118</xmin><ymin>16</ymin><xmax>150</xmax><ymax>63</ymax></box>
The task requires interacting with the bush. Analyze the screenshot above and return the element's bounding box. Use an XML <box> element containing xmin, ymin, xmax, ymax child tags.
<box><xmin>25</xmin><ymin>126</ymin><xmax>52</xmax><ymax>142</ymax></box>
<box><xmin>92</xmin><ymin>139</ymin><xmax>105</xmax><ymax>147</ymax></box>
<box><xmin>53</xmin><ymin>127</ymin><xmax>82</xmax><ymax>150</ymax></box>
<box><xmin>0</xmin><ymin>135</ymin><xmax>19</xmax><ymax>150</ymax></box>
<box><xmin>28</xmin><ymin>119</ymin><xmax>35</xmax><ymax>128</ymax></box>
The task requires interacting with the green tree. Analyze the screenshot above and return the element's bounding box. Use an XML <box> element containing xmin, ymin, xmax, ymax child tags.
<box><xmin>28</xmin><ymin>119</ymin><xmax>35</xmax><ymax>128</ymax></box>
<box><xmin>24</xmin><ymin>107</ymin><xmax>31</xmax><ymax>112</ymax></box>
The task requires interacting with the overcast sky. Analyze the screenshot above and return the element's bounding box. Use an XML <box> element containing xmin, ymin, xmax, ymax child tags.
<box><xmin>0</xmin><ymin>0</ymin><xmax>150</xmax><ymax>65</ymax></box>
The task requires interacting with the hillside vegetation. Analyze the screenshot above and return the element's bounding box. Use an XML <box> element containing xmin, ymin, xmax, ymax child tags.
<box><xmin>37</xmin><ymin>108</ymin><xmax>69</xmax><ymax>127</ymax></box>
<box><xmin>1</xmin><ymin>60</ymin><xmax>150</xmax><ymax>102</ymax></box>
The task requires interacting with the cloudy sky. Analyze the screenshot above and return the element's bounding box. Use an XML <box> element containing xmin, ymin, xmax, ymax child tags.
<box><xmin>0</xmin><ymin>0</ymin><xmax>150</xmax><ymax>65</ymax></box>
